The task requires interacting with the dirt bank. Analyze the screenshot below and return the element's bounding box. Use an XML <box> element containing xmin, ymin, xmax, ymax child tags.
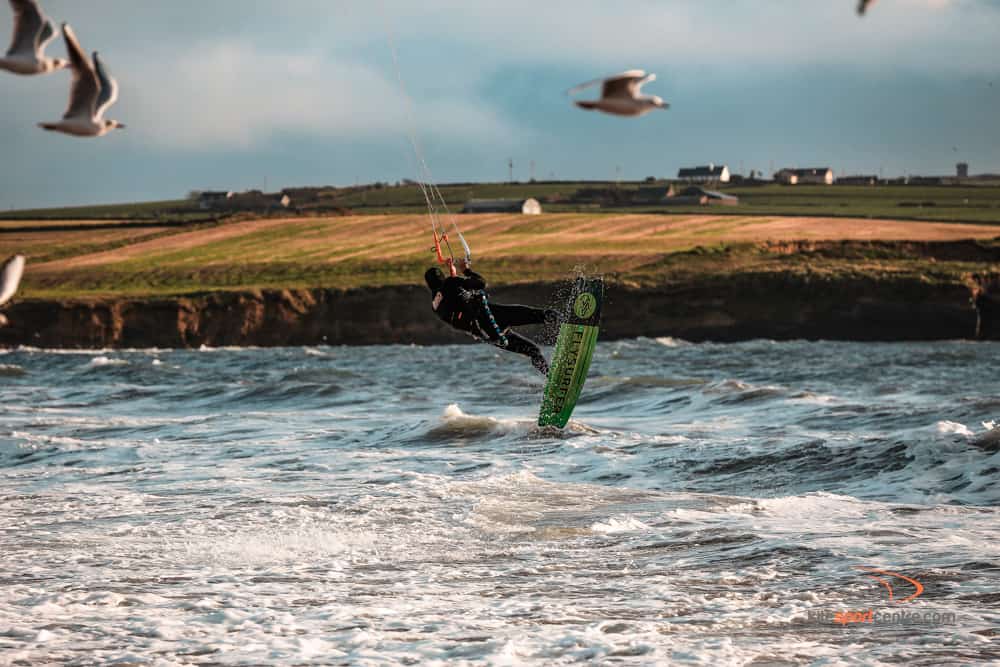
<box><xmin>0</xmin><ymin>272</ymin><xmax>994</xmax><ymax>349</ymax></box>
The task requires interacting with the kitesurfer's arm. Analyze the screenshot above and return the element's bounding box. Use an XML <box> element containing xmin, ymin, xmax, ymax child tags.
<box><xmin>456</xmin><ymin>258</ymin><xmax>486</xmax><ymax>290</ymax></box>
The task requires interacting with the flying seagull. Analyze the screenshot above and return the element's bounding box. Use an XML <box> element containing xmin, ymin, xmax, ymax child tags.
<box><xmin>0</xmin><ymin>254</ymin><xmax>25</xmax><ymax>327</ymax></box>
<box><xmin>38</xmin><ymin>23</ymin><xmax>124</xmax><ymax>137</ymax></box>
<box><xmin>0</xmin><ymin>0</ymin><xmax>67</xmax><ymax>75</ymax></box>
<box><xmin>858</xmin><ymin>0</ymin><xmax>877</xmax><ymax>15</ymax></box>
<box><xmin>569</xmin><ymin>70</ymin><xmax>668</xmax><ymax>118</ymax></box>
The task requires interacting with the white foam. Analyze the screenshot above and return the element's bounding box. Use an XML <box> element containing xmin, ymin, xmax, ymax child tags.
<box><xmin>755</xmin><ymin>492</ymin><xmax>869</xmax><ymax>520</ymax></box>
<box><xmin>9</xmin><ymin>430</ymin><xmax>94</xmax><ymax>449</ymax></box>
<box><xmin>197</xmin><ymin>344</ymin><xmax>262</xmax><ymax>352</ymax></box>
<box><xmin>180</xmin><ymin>526</ymin><xmax>379</xmax><ymax>567</ymax></box>
<box><xmin>936</xmin><ymin>420</ymin><xmax>974</xmax><ymax>437</ymax></box>
<box><xmin>654</xmin><ymin>336</ymin><xmax>690</xmax><ymax>348</ymax></box>
<box><xmin>438</xmin><ymin>403</ymin><xmax>531</xmax><ymax>434</ymax></box>
<box><xmin>88</xmin><ymin>356</ymin><xmax>128</xmax><ymax>367</ymax></box>
<box><xmin>15</xmin><ymin>346</ymin><xmax>167</xmax><ymax>354</ymax></box>
<box><xmin>591</xmin><ymin>516</ymin><xmax>650</xmax><ymax>534</ymax></box>
<box><xmin>788</xmin><ymin>391</ymin><xmax>840</xmax><ymax>405</ymax></box>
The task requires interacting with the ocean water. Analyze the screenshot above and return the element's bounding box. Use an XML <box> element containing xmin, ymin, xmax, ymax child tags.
<box><xmin>1</xmin><ymin>339</ymin><xmax>998</xmax><ymax>666</ymax></box>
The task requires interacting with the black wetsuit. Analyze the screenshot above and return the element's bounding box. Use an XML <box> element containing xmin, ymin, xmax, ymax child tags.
<box><xmin>429</xmin><ymin>268</ymin><xmax>554</xmax><ymax>375</ymax></box>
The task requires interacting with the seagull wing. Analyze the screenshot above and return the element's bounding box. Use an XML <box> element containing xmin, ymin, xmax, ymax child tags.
<box><xmin>633</xmin><ymin>72</ymin><xmax>657</xmax><ymax>95</ymax></box>
<box><xmin>566</xmin><ymin>75</ymin><xmax>607</xmax><ymax>96</ymax></box>
<box><xmin>601</xmin><ymin>70</ymin><xmax>647</xmax><ymax>100</ymax></box>
<box><xmin>60</xmin><ymin>24</ymin><xmax>99</xmax><ymax>120</ymax></box>
<box><xmin>36</xmin><ymin>17</ymin><xmax>55</xmax><ymax>55</ymax></box>
<box><xmin>0</xmin><ymin>254</ymin><xmax>25</xmax><ymax>307</ymax></box>
<box><xmin>93</xmin><ymin>52</ymin><xmax>118</xmax><ymax>120</ymax></box>
<box><xmin>6</xmin><ymin>0</ymin><xmax>43</xmax><ymax>57</ymax></box>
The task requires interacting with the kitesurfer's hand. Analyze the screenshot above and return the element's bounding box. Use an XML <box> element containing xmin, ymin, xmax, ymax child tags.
<box><xmin>457</xmin><ymin>258</ymin><xmax>471</xmax><ymax>273</ymax></box>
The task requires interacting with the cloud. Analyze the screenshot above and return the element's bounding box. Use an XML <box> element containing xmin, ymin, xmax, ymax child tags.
<box><xmin>1</xmin><ymin>1</ymin><xmax>997</xmax><ymax>209</ymax></box>
<box><xmin>9</xmin><ymin>1</ymin><xmax>994</xmax><ymax>150</ymax></box>
<box><xmin>371</xmin><ymin>0</ymin><xmax>1000</xmax><ymax>75</ymax></box>
<box><xmin>117</xmin><ymin>41</ymin><xmax>525</xmax><ymax>151</ymax></box>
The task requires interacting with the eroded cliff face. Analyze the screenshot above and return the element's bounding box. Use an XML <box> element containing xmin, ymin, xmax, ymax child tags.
<box><xmin>0</xmin><ymin>275</ymin><xmax>991</xmax><ymax>349</ymax></box>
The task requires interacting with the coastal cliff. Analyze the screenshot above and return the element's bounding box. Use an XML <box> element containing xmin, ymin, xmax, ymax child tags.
<box><xmin>1</xmin><ymin>272</ymin><xmax>995</xmax><ymax>349</ymax></box>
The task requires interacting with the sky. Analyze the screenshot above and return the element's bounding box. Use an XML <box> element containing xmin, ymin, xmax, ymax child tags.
<box><xmin>1</xmin><ymin>0</ymin><xmax>998</xmax><ymax>209</ymax></box>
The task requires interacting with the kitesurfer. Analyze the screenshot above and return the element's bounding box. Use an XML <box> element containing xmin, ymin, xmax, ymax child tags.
<box><xmin>425</xmin><ymin>259</ymin><xmax>557</xmax><ymax>375</ymax></box>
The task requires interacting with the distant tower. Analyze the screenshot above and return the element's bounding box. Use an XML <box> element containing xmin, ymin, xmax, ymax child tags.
<box><xmin>957</xmin><ymin>162</ymin><xmax>969</xmax><ymax>178</ymax></box>
<box><xmin>508</xmin><ymin>158</ymin><xmax>514</xmax><ymax>184</ymax></box>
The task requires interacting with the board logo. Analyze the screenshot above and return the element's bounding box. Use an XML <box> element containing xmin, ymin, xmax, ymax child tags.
<box><xmin>573</xmin><ymin>292</ymin><xmax>597</xmax><ymax>319</ymax></box>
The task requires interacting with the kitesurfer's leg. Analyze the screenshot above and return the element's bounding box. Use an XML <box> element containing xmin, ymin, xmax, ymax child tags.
<box><xmin>489</xmin><ymin>303</ymin><xmax>559</xmax><ymax>328</ymax></box>
<box><xmin>497</xmin><ymin>330</ymin><xmax>549</xmax><ymax>376</ymax></box>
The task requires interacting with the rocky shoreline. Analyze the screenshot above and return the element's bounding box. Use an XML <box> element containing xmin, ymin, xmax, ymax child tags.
<box><xmin>1</xmin><ymin>272</ymin><xmax>997</xmax><ymax>349</ymax></box>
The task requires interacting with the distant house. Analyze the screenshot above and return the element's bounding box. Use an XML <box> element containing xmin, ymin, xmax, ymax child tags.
<box><xmin>775</xmin><ymin>168</ymin><xmax>835</xmax><ymax>185</ymax></box>
<box><xmin>678</xmin><ymin>164</ymin><xmax>731</xmax><ymax>184</ymax></box>
<box><xmin>198</xmin><ymin>190</ymin><xmax>234</xmax><ymax>209</ymax></box>
<box><xmin>837</xmin><ymin>175</ymin><xmax>878</xmax><ymax>186</ymax></box>
<box><xmin>462</xmin><ymin>198</ymin><xmax>542</xmax><ymax>214</ymax></box>
<box><xmin>662</xmin><ymin>186</ymin><xmax>739</xmax><ymax>207</ymax></box>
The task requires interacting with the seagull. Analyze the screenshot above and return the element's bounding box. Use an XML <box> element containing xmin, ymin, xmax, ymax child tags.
<box><xmin>569</xmin><ymin>70</ymin><xmax>668</xmax><ymax>118</ymax></box>
<box><xmin>858</xmin><ymin>0</ymin><xmax>877</xmax><ymax>15</ymax></box>
<box><xmin>38</xmin><ymin>23</ymin><xmax>125</xmax><ymax>137</ymax></box>
<box><xmin>0</xmin><ymin>254</ymin><xmax>25</xmax><ymax>327</ymax></box>
<box><xmin>0</xmin><ymin>0</ymin><xmax>67</xmax><ymax>75</ymax></box>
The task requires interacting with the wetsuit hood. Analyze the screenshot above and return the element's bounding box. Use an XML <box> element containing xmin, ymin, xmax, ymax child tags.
<box><xmin>425</xmin><ymin>267</ymin><xmax>445</xmax><ymax>292</ymax></box>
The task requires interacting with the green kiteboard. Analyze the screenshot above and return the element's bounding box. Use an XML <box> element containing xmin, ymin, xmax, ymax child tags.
<box><xmin>538</xmin><ymin>277</ymin><xmax>604</xmax><ymax>428</ymax></box>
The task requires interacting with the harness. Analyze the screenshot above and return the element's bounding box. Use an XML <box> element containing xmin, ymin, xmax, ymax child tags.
<box><xmin>440</xmin><ymin>287</ymin><xmax>508</xmax><ymax>348</ymax></box>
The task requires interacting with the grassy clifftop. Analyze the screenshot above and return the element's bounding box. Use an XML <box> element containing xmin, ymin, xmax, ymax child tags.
<box><xmin>1</xmin><ymin>213</ymin><xmax>998</xmax><ymax>299</ymax></box>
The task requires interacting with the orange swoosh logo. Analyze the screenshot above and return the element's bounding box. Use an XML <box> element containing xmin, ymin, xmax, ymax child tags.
<box><xmin>855</xmin><ymin>566</ymin><xmax>924</xmax><ymax>603</ymax></box>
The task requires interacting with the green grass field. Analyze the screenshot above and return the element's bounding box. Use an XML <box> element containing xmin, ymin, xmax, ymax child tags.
<box><xmin>4</xmin><ymin>182</ymin><xmax>1000</xmax><ymax>224</ymax></box>
<box><xmin>0</xmin><ymin>199</ymin><xmax>208</xmax><ymax>221</ymax></box>
<box><xmin>322</xmin><ymin>183</ymin><xmax>1000</xmax><ymax>224</ymax></box>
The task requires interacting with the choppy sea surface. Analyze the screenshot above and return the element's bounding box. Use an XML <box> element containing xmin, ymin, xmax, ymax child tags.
<box><xmin>1</xmin><ymin>339</ymin><xmax>998</xmax><ymax>666</ymax></box>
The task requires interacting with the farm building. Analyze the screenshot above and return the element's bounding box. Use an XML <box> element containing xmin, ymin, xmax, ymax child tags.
<box><xmin>462</xmin><ymin>198</ymin><xmax>542</xmax><ymax>214</ymax></box>
<box><xmin>775</xmin><ymin>168</ymin><xmax>835</xmax><ymax>185</ymax></box>
<box><xmin>632</xmin><ymin>185</ymin><xmax>676</xmax><ymax>204</ymax></box>
<box><xmin>677</xmin><ymin>164</ymin><xmax>731</xmax><ymax>184</ymax></box>
<box><xmin>220</xmin><ymin>192</ymin><xmax>292</xmax><ymax>211</ymax></box>
<box><xmin>281</xmin><ymin>187</ymin><xmax>330</xmax><ymax>203</ymax></box>
<box><xmin>837</xmin><ymin>175</ymin><xmax>878</xmax><ymax>186</ymax></box>
<box><xmin>662</xmin><ymin>187</ymin><xmax>739</xmax><ymax>207</ymax></box>
<box><xmin>197</xmin><ymin>191</ymin><xmax>235</xmax><ymax>209</ymax></box>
